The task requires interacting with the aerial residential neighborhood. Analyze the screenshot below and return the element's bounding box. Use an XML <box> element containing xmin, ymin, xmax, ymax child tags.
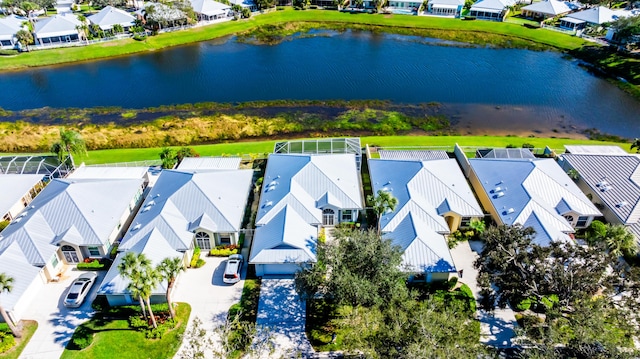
<box><xmin>0</xmin><ymin>136</ymin><xmax>638</xmax><ymax>358</ymax></box>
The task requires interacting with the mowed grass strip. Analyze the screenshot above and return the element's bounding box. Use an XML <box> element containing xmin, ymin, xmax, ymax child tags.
<box><xmin>60</xmin><ymin>303</ymin><xmax>190</xmax><ymax>359</ymax></box>
<box><xmin>60</xmin><ymin>135</ymin><xmax>631</xmax><ymax>164</ymax></box>
<box><xmin>0</xmin><ymin>8</ymin><xmax>590</xmax><ymax>71</ymax></box>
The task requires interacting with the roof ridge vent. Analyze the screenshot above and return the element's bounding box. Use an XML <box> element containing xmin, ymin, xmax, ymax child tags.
<box><xmin>503</xmin><ymin>208</ymin><xmax>515</xmax><ymax>215</ymax></box>
<box><xmin>493</xmin><ymin>191</ymin><xmax>505</xmax><ymax>199</ymax></box>
<box><xmin>262</xmin><ymin>201</ymin><xmax>273</xmax><ymax>208</ymax></box>
<box><xmin>491</xmin><ymin>186</ymin><xmax>502</xmax><ymax>194</ymax></box>
<box><xmin>596</xmin><ymin>180</ymin><xmax>608</xmax><ymax>187</ymax></box>
<box><xmin>616</xmin><ymin>201</ymin><xmax>628</xmax><ymax>208</ymax></box>
<box><xmin>600</xmin><ymin>185</ymin><xmax>613</xmax><ymax>192</ymax></box>
<box><xmin>132</xmin><ymin>223</ymin><xmax>141</xmax><ymax>231</ymax></box>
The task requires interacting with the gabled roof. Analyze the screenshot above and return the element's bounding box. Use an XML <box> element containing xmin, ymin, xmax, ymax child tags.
<box><xmin>0</xmin><ymin>177</ymin><xmax>144</xmax><ymax>265</ymax></box>
<box><xmin>478</xmin><ymin>148</ymin><xmax>535</xmax><ymax>159</ymax></box>
<box><xmin>566</xmin><ymin>6</ymin><xmax>628</xmax><ymax>24</ymax></box>
<box><xmin>470</xmin><ymin>0</ymin><xmax>515</xmax><ymax>12</ymax></box>
<box><xmin>177</xmin><ymin>157</ymin><xmax>241</xmax><ymax>170</ymax></box>
<box><xmin>521</xmin><ymin>0</ymin><xmax>578</xmax><ymax>16</ymax></box>
<box><xmin>119</xmin><ymin>169</ymin><xmax>253</xmax><ymax>252</ymax></box>
<box><xmin>87</xmin><ymin>6</ymin><xmax>135</xmax><ymax>30</ymax></box>
<box><xmin>378</xmin><ymin>150</ymin><xmax>449</xmax><ymax>161</ymax></box>
<box><xmin>564</xmin><ymin>145</ymin><xmax>629</xmax><ymax>155</ymax></box>
<box><xmin>34</xmin><ymin>14</ymin><xmax>80</xmax><ymax>38</ymax></box>
<box><xmin>255</xmin><ymin>154</ymin><xmax>363</xmax><ymax>225</ymax></box>
<box><xmin>469</xmin><ymin>158</ymin><xmax>601</xmax><ymax>245</ymax></box>
<box><xmin>69</xmin><ymin>165</ymin><xmax>148</xmax><ymax>179</ymax></box>
<box><xmin>0</xmin><ymin>15</ymin><xmax>25</xmax><ymax>38</ymax></box>
<box><xmin>0</xmin><ymin>241</ymin><xmax>43</xmax><ymax>312</ymax></box>
<box><xmin>562</xmin><ymin>153</ymin><xmax>640</xmax><ymax>226</ymax></box>
<box><xmin>250</xmin><ymin>205</ymin><xmax>317</xmax><ymax>264</ymax></box>
<box><xmin>370</xmin><ymin>158</ymin><xmax>482</xmax><ymax>273</ymax></box>
<box><xmin>0</xmin><ymin>174</ymin><xmax>43</xmax><ymax>218</ymax></box>
<box><xmin>190</xmin><ymin>0</ymin><xmax>230</xmax><ymax>16</ymax></box>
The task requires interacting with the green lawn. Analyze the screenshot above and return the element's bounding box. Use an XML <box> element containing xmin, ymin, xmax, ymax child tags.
<box><xmin>62</xmin><ymin>135</ymin><xmax>632</xmax><ymax>165</ymax></box>
<box><xmin>1</xmin><ymin>8</ymin><xmax>591</xmax><ymax>71</ymax></box>
<box><xmin>0</xmin><ymin>321</ymin><xmax>38</xmax><ymax>359</ymax></box>
<box><xmin>60</xmin><ymin>303</ymin><xmax>190</xmax><ymax>359</ymax></box>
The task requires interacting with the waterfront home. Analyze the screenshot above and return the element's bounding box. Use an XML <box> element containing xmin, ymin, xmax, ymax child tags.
<box><xmin>99</xmin><ymin>164</ymin><xmax>252</xmax><ymax>306</ymax></box>
<box><xmin>0</xmin><ymin>174</ymin><xmax>145</xmax><ymax>324</ymax></box>
<box><xmin>469</xmin><ymin>0</ymin><xmax>515</xmax><ymax>21</ymax></box>
<box><xmin>0</xmin><ymin>174</ymin><xmax>45</xmax><ymax>223</ymax></box>
<box><xmin>425</xmin><ymin>0</ymin><xmax>465</xmax><ymax>17</ymax></box>
<box><xmin>55</xmin><ymin>0</ymin><xmax>74</xmax><ymax>14</ymax></box>
<box><xmin>369</xmin><ymin>153</ymin><xmax>484</xmax><ymax>282</ymax></box>
<box><xmin>0</xmin><ymin>15</ymin><xmax>25</xmax><ymax>49</ymax></box>
<box><xmin>465</xmin><ymin>156</ymin><xmax>601</xmax><ymax>245</ymax></box>
<box><xmin>33</xmin><ymin>14</ymin><xmax>81</xmax><ymax>46</ymax></box>
<box><xmin>228</xmin><ymin>0</ymin><xmax>258</xmax><ymax>11</ymax></box>
<box><xmin>520</xmin><ymin>0</ymin><xmax>579</xmax><ymax>20</ymax></box>
<box><xmin>559</xmin><ymin>146</ymin><xmax>640</xmax><ymax>245</ymax></box>
<box><xmin>250</xmin><ymin>153</ymin><xmax>364</xmax><ymax>277</ymax></box>
<box><xmin>559</xmin><ymin>6</ymin><xmax>629</xmax><ymax>30</ymax></box>
<box><xmin>190</xmin><ymin>0</ymin><xmax>231</xmax><ymax>21</ymax></box>
<box><xmin>88</xmin><ymin>6</ymin><xmax>136</xmax><ymax>32</ymax></box>
<box><xmin>386</xmin><ymin>0</ymin><xmax>421</xmax><ymax>14</ymax></box>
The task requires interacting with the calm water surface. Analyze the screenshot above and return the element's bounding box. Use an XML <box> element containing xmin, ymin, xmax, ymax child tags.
<box><xmin>0</xmin><ymin>31</ymin><xmax>638</xmax><ymax>137</ymax></box>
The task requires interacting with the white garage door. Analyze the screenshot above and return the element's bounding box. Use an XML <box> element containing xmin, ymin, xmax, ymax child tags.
<box><xmin>260</xmin><ymin>264</ymin><xmax>300</xmax><ymax>277</ymax></box>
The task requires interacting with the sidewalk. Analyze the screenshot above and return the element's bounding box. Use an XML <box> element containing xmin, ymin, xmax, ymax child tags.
<box><xmin>450</xmin><ymin>240</ymin><xmax>517</xmax><ymax>348</ymax></box>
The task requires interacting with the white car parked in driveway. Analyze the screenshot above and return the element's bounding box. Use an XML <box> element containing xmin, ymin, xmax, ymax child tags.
<box><xmin>64</xmin><ymin>272</ymin><xmax>98</xmax><ymax>308</ymax></box>
<box><xmin>223</xmin><ymin>254</ymin><xmax>243</xmax><ymax>284</ymax></box>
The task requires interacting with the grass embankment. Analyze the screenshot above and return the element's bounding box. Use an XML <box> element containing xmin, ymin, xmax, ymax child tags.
<box><xmin>68</xmin><ymin>135</ymin><xmax>632</xmax><ymax>164</ymax></box>
<box><xmin>0</xmin><ymin>321</ymin><xmax>38</xmax><ymax>359</ymax></box>
<box><xmin>0</xmin><ymin>8</ymin><xmax>591</xmax><ymax>72</ymax></box>
<box><xmin>60</xmin><ymin>303</ymin><xmax>190</xmax><ymax>359</ymax></box>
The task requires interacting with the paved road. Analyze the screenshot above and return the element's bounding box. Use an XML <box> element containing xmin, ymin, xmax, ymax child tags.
<box><xmin>19</xmin><ymin>268</ymin><xmax>104</xmax><ymax>359</ymax></box>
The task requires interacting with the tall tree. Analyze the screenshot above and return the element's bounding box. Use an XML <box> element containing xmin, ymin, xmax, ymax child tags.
<box><xmin>157</xmin><ymin>256</ymin><xmax>184</xmax><ymax>319</ymax></box>
<box><xmin>50</xmin><ymin>128</ymin><xmax>87</xmax><ymax>169</ymax></box>
<box><xmin>0</xmin><ymin>273</ymin><xmax>20</xmax><ymax>338</ymax></box>
<box><xmin>367</xmin><ymin>190</ymin><xmax>398</xmax><ymax>234</ymax></box>
<box><xmin>118</xmin><ymin>251</ymin><xmax>152</xmax><ymax>320</ymax></box>
<box><xmin>15</xmin><ymin>29</ymin><xmax>33</xmax><ymax>51</ymax></box>
<box><xmin>140</xmin><ymin>267</ymin><xmax>161</xmax><ymax>328</ymax></box>
<box><xmin>159</xmin><ymin>147</ymin><xmax>177</xmax><ymax>169</ymax></box>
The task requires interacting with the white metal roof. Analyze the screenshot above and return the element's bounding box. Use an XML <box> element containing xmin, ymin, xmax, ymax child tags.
<box><xmin>378</xmin><ymin>150</ymin><xmax>450</xmax><ymax>161</ymax></box>
<box><xmin>470</xmin><ymin>0</ymin><xmax>514</xmax><ymax>12</ymax></box>
<box><xmin>430</xmin><ymin>0</ymin><xmax>465</xmax><ymax>7</ymax></box>
<box><xmin>469</xmin><ymin>158</ymin><xmax>601</xmax><ymax>245</ymax></box>
<box><xmin>566</xmin><ymin>6</ymin><xmax>629</xmax><ymax>24</ymax></box>
<box><xmin>0</xmin><ymin>177</ymin><xmax>144</xmax><ymax>265</ymax></box>
<box><xmin>177</xmin><ymin>157</ymin><xmax>241</xmax><ymax>170</ymax></box>
<box><xmin>370</xmin><ymin>158</ymin><xmax>482</xmax><ymax>273</ymax></box>
<box><xmin>0</xmin><ymin>241</ymin><xmax>43</xmax><ymax>312</ymax></box>
<box><xmin>69</xmin><ymin>165</ymin><xmax>148</xmax><ymax>179</ymax></box>
<box><xmin>34</xmin><ymin>14</ymin><xmax>81</xmax><ymax>39</ymax></box>
<box><xmin>564</xmin><ymin>145</ymin><xmax>629</xmax><ymax>155</ymax></box>
<box><xmin>521</xmin><ymin>0</ymin><xmax>577</xmax><ymax>16</ymax></box>
<box><xmin>0</xmin><ymin>174</ymin><xmax>43</xmax><ymax>218</ymax></box>
<box><xmin>190</xmin><ymin>0</ymin><xmax>230</xmax><ymax>16</ymax></box>
<box><xmin>0</xmin><ymin>15</ymin><xmax>25</xmax><ymax>39</ymax></box>
<box><xmin>87</xmin><ymin>6</ymin><xmax>135</xmax><ymax>30</ymax></box>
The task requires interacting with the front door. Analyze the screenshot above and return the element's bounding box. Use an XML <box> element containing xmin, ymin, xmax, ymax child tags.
<box><xmin>61</xmin><ymin>245</ymin><xmax>79</xmax><ymax>263</ymax></box>
<box><xmin>322</xmin><ymin>209</ymin><xmax>335</xmax><ymax>226</ymax></box>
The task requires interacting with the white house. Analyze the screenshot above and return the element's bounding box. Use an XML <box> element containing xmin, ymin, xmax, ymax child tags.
<box><xmin>190</xmin><ymin>0</ymin><xmax>231</xmax><ymax>21</ymax></box>
<box><xmin>560</xmin><ymin>146</ymin><xmax>640</xmax><ymax>245</ymax></box>
<box><xmin>88</xmin><ymin>6</ymin><xmax>136</xmax><ymax>32</ymax></box>
<box><xmin>0</xmin><ymin>15</ymin><xmax>25</xmax><ymax>49</ymax></box>
<box><xmin>250</xmin><ymin>153</ymin><xmax>364</xmax><ymax>277</ymax></box>
<box><xmin>0</xmin><ymin>174</ymin><xmax>45</xmax><ymax>223</ymax></box>
<box><xmin>467</xmin><ymin>157</ymin><xmax>601</xmax><ymax>245</ymax></box>
<box><xmin>469</xmin><ymin>0</ymin><xmax>515</xmax><ymax>21</ymax></box>
<box><xmin>98</xmin><ymin>164</ymin><xmax>253</xmax><ymax>306</ymax></box>
<box><xmin>0</xmin><ymin>174</ymin><xmax>145</xmax><ymax>324</ymax></box>
<box><xmin>228</xmin><ymin>0</ymin><xmax>257</xmax><ymax>11</ymax></box>
<box><xmin>34</xmin><ymin>14</ymin><xmax>81</xmax><ymax>45</ymax></box>
<box><xmin>560</xmin><ymin>6</ymin><xmax>629</xmax><ymax>30</ymax></box>
<box><xmin>521</xmin><ymin>0</ymin><xmax>580</xmax><ymax>20</ymax></box>
<box><xmin>369</xmin><ymin>154</ymin><xmax>484</xmax><ymax>282</ymax></box>
<box><xmin>425</xmin><ymin>0</ymin><xmax>465</xmax><ymax>17</ymax></box>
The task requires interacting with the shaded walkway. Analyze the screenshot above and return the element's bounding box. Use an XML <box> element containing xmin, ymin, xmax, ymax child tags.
<box><xmin>450</xmin><ymin>240</ymin><xmax>517</xmax><ymax>348</ymax></box>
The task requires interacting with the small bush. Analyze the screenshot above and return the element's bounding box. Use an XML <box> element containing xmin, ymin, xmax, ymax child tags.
<box><xmin>276</xmin><ymin>6</ymin><xmax>285</xmax><ymax>10</ymax></box>
<box><xmin>0</xmin><ymin>331</ymin><xmax>16</xmax><ymax>353</ymax></box>
<box><xmin>70</xmin><ymin>325</ymin><xmax>93</xmax><ymax>349</ymax></box>
<box><xmin>194</xmin><ymin>258</ymin><xmax>206</xmax><ymax>268</ymax></box>
<box><xmin>522</xmin><ymin>143</ymin><xmax>535</xmax><ymax>149</ymax></box>
<box><xmin>446</xmin><ymin>276</ymin><xmax>458</xmax><ymax>290</ymax></box>
<box><xmin>77</xmin><ymin>259</ymin><xmax>106</xmax><ymax>270</ymax></box>
<box><xmin>516</xmin><ymin>297</ymin><xmax>533</xmax><ymax>311</ymax></box>
<box><xmin>133</xmin><ymin>34</ymin><xmax>147</xmax><ymax>41</ymax></box>
<box><xmin>0</xmin><ymin>220</ymin><xmax>9</xmax><ymax>232</ymax></box>
<box><xmin>462</xmin><ymin>16</ymin><xmax>476</xmax><ymax>20</ymax></box>
<box><xmin>129</xmin><ymin>315</ymin><xmax>148</xmax><ymax>330</ymax></box>
<box><xmin>190</xmin><ymin>247</ymin><xmax>202</xmax><ymax>267</ymax></box>
<box><xmin>0</xmin><ymin>50</ymin><xmax>18</xmax><ymax>56</ymax></box>
<box><xmin>209</xmin><ymin>248</ymin><xmax>239</xmax><ymax>256</ymax></box>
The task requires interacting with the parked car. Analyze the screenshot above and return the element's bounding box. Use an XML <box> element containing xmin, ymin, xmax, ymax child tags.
<box><xmin>223</xmin><ymin>254</ymin><xmax>243</xmax><ymax>284</ymax></box>
<box><xmin>64</xmin><ymin>272</ymin><xmax>98</xmax><ymax>307</ymax></box>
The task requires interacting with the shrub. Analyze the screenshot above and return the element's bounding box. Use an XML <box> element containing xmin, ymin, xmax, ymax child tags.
<box><xmin>276</xmin><ymin>6</ymin><xmax>285</xmax><ymax>10</ymax></box>
<box><xmin>209</xmin><ymin>248</ymin><xmax>239</xmax><ymax>256</ymax></box>
<box><xmin>586</xmin><ymin>220</ymin><xmax>607</xmax><ymax>244</ymax></box>
<box><xmin>129</xmin><ymin>315</ymin><xmax>148</xmax><ymax>330</ymax></box>
<box><xmin>70</xmin><ymin>325</ymin><xmax>93</xmax><ymax>349</ymax></box>
<box><xmin>194</xmin><ymin>258</ymin><xmax>206</xmax><ymax>268</ymax></box>
<box><xmin>516</xmin><ymin>297</ymin><xmax>533</xmax><ymax>311</ymax></box>
<box><xmin>190</xmin><ymin>247</ymin><xmax>202</xmax><ymax>267</ymax></box>
<box><xmin>0</xmin><ymin>331</ymin><xmax>16</xmax><ymax>354</ymax></box>
<box><xmin>0</xmin><ymin>50</ymin><xmax>17</xmax><ymax>56</ymax></box>
<box><xmin>77</xmin><ymin>259</ymin><xmax>106</xmax><ymax>270</ymax></box>
<box><xmin>133</xmin><ymin>34</ymin><xmax>147</xmax><ymax>41</ymax></box>
<box><xmin>522</xmin><ymin>143</ymin><xmax>535</xmax><ymax>149</ymax></box>
<box><xmin>446</xmin><ymin>276</ymin><xmax>458</xmax><ymax>290</ymax></box>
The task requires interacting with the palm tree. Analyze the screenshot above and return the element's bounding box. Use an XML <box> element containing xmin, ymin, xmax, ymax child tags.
<box><xmin>139</xmin><ymin>267</ymin><xmax>161</xmax><ymax>328</ymax></box>
<box><xmin>605</xmin><ymin>224</ymin><xmax>638</xmax><ymax>258</ymax></box>
<box><xmin>0</xmin><ymin>273</ymin><xmax>20</xmax><ymax>338</ymax></box>
<box><xmin>118</xmin><ymin>252</ymin><xmax>152</xmax><ymax>320</ymax></box>
<box><xmin>366</xmin><ymin>190</ymin><xmax>398</xmax><ymax>235</ymax></box>
<box><xmin>50</xmin><ymin>128</ymin><xmax>87</xmax><ymax>169</ymax></box>
<box><xmin>157</xmin><ymin>257</ymin><xmax>184</xmax><ymax>319</ymax></box>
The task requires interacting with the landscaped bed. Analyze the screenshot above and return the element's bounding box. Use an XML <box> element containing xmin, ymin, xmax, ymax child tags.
<box><xmin>60</xmin><ymin>302</ymin><xmax>190</xmax><ymax>359</ymax></box>
<box><xmin>0</xmin><ymin>321</ymin><xmax>38</xmax><ymax>359</ymax></box>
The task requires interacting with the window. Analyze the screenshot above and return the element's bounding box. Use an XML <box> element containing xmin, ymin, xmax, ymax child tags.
<box><xmin>88</xmin><ymin>246</ymin><xmax>100</xmax><ymax>256</ymax></box>
<box><xmin>341</xmin><ymin>210</ymin><xmax>352</xmax><ymax>222</ymax></box>
<box><xmin>219</xmin><ymin>234</ymin><xmax>232</xmax><ymax>245</ymax></box>
<box><xmin>195</xmin><ymin>232</ymin><xmax>211</xmax><ymax>250</ymax></box>
<box><xmin>51</xmin><ymin>254</ymin><xmax>59</xmax><ymax>268</ymax></box>
<box><xmin>460</xmin><ymin>217</ymin><xmax>472</xmax><ymax>228</ymax></box>
<box><xmin>563</xmin><ymin>215</ymin><xmax>574</xmax><ymax>223</ymax></box>
<box><xmin>576</xmin><ymin>216</ymin><xmax>589</xmax><ymax>228</ymax></box>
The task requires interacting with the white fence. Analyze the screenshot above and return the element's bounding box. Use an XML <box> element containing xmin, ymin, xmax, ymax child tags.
<box><xmin>30</xmin><ymin>33</ymin><xmax>133</xmax><ymax>51</ymax></box>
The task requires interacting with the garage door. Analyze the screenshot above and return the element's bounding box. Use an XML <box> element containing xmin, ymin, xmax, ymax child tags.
<box><xmin>260</xmin><ymin>264</ymin><xmax>300</xmax><ymax>277</ymax></box>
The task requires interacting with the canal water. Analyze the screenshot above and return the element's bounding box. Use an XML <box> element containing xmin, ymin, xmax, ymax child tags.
<box><xmin>0</xmin><ymin>30</ymin><xmax>638</xmax><ymax>137</ymax></box>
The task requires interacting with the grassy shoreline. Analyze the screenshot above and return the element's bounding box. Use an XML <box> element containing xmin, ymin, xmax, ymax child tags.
<box><xmin>0</xmin><ymin>9</ymin><xmax>592</xmax><ymax>72</ymax></box>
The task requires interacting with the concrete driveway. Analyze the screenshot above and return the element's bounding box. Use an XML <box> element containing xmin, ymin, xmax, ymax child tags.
<box><xmin>254</xmin><ymin>278</ymin><xmax>313</xmax><ymax>358</ymax></box>
<box><xmin>19</xmin><ymin>267</ymin><xmax>105</xmax><ymax>359</ymax></box>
